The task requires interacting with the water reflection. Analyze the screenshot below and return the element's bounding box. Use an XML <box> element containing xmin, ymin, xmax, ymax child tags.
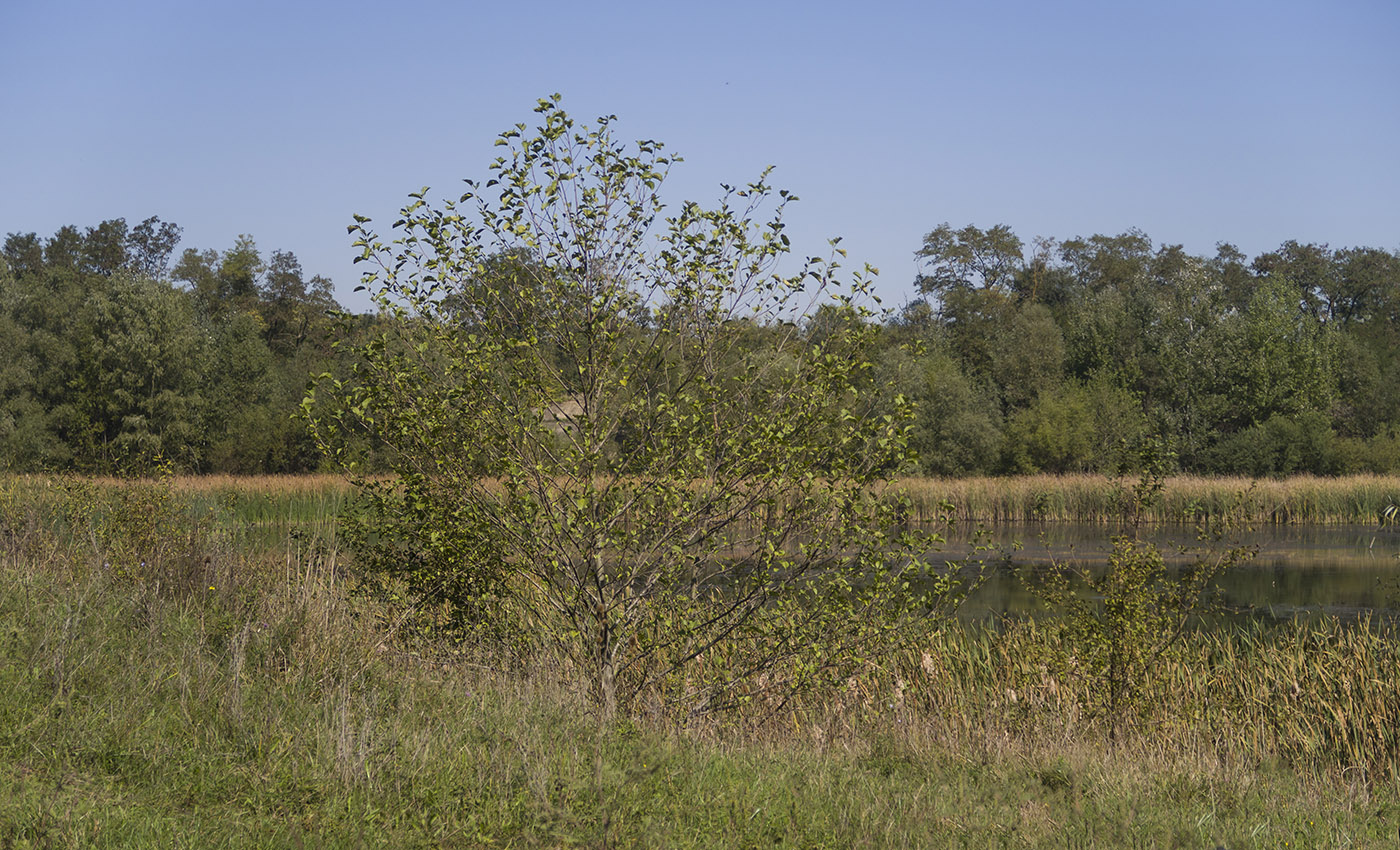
<box><xmin>935</xmin><ymin>522</ymin><xmax>1400</xmax><ymax>621</ymax></box>
<box><xmin>246</xmin><ymin>516</ymin><xmax>1400</xmax><ymax>621</ymax></box>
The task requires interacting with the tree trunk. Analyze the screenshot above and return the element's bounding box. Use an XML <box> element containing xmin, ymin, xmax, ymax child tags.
<box><xmin>592</xmin><ymin>536</ymin><xmax>618</xmax><ymax>720</ymax></box>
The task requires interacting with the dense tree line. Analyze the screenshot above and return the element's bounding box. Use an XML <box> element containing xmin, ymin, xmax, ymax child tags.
<box><xmin>885</xmin><ymin>224</ymin><xmax>1400</xmax><ymax>476</ymax></box>
<box><xmin>2</xmin><ymin>215</ymin><xmax>1396</xmax><ymax>477</ymax></box>
<box><xmin>0</xmin><ymin>217</ymin><xmax>350</xmax><ymax>473</ymax></box>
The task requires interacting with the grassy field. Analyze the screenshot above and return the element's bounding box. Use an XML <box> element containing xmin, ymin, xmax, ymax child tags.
<box><xmin>2</xmin><ymin>475</ymin><xmax>1400</xmax><ymax>846</ymax></box>
<box><xmin>4</xmin><ymin>563</ymin><xmax>1400</xmax><ymax>847</ymax></box>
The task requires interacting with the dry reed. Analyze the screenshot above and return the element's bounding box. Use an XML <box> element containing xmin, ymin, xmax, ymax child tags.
<box><xmin>895</xmin><ymin>474</ymin><xmax>1400</xmax><ymax>525</ymax></box>
<box><xmin>804</xmin><ymin>616</ymin><xmax>1400</xmax><ymax>783</ymax></box>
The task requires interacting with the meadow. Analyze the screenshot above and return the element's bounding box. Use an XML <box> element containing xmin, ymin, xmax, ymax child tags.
<box><xmin>2</xmin><ymin>474</ymin><xmax>1400</xmax><ymax>847</ymax></box>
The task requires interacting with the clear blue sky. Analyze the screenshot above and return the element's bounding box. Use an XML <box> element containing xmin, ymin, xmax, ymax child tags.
<box><xmin>3</xmin><ymin>0</ymin><xmax>1396</xmax><ymax>312</ymax></box>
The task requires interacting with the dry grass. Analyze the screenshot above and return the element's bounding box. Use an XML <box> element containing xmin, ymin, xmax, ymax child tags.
<box><xmin>896</xmin><ymin>473</ymin><xmax>1400</xmax><ymax>525</ymax></box>
<box><xmin>804</xmin><ymin>616</ymin><xmax>1400</xmax><ymax>785</ymax></box>
<box><xmin>12</xmin><ymin>470</ymin><xmax>1395</xmax><ymax>527</ymax></box>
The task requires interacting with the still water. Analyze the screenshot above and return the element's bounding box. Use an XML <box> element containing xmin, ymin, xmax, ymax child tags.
<box><xmin>257</xmin><ymin>517</ymin><xmax>1400</xmax><ymax>620</ymax></box>
<box><xmin>934</xmin><ymin>522</ymin><xmax>1400</xmax><ymax>621</ymax></box>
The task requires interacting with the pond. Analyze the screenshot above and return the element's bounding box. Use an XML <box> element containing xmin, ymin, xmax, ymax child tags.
<box><xmin>935</xmin><ymin>522</ymin><xmax>1400</xmax><ymax>621</ymax></box>
<box><xmin>255</xmin><ymin>515</ymin><xmax>1400</xmax><ymax>622</ymax></box>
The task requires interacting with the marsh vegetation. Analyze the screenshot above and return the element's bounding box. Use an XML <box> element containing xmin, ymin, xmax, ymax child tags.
<box><xmin>2</xmin><ymin>474</ymin><xmax>1400</xmax><ymax>847</ymax></box>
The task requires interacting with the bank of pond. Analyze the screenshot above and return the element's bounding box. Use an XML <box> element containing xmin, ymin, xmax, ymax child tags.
<box><xmin>901</xmin><ymin>473</ymin><xmax>1400</xmax><ymax>526</ymax></box>
<box><xmin>8</xmin><ymin>470</ymin><xmax>1400</xmax><ymax>520</ymax></box>
<box><xmin>155</xmin><ymin>471</ymin><xmax>1400</xmax><ymax>528</ymax></box>
<box><xmin>182</xmin><ymin>471</ymin><xmax>1400</xmax><ymax>620</ymax></box>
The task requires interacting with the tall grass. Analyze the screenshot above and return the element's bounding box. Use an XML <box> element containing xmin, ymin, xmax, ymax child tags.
<box><xmin>871</xmin><ymin>618</ymin><xmax>1400</xmax><ymax>782</ymax></box>
<box><xmin>0</xmin><ymin>473</ymin><xmax>350</xmax><ymax>548</ymax></box>
<box><xmin>898</xmin><ymin>473</ymin><xmax>1400</xmax><ymax>525</ymax></box>
<box><xmin>9</xmin><ymin>471</ymin><xmax>1395</xmax><ymax>531</ymax></box>
<box><xmin>5</xmin><ymin>475</ymin><xmax>1400</xmax><ymax>846</ymax></box>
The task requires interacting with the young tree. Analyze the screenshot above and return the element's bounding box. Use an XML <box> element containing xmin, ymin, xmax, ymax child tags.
<box><xmin>307</xmin><ymin>97</ymin><xmax>959</xmax><ymax>719</ymax></box>
<box><xmin>1031</xmin><ymin>440</ymin><xmax>1256</xmax><ymax>736</ymax></box>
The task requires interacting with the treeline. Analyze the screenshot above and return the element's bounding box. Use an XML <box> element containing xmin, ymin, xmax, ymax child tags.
<box><xmin>883</xmin><ymin>225</ymin><xmax>1400</xmax><ymax>476</ymax></box>
<box><xmin>2</xmin><ymin>217</ymin><xmax>1398</xmax><ymax>477</ymax></box>
<box><xmin>0</xmin><ymin>217</ymin><xmax>359</xmax><ymax>474</ymax></box>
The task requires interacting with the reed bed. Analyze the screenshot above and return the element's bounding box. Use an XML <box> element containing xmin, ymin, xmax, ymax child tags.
<box><xmin>896</xmin><ymin>473</ymin><xmax>1400</xmax><ymax>525</ymax></box>
<box><xmin>846</xmin><ymin>617</ymin><xmax>1400</xmax><ymax>783</ymax></box>
<box><xmin>8</xmin><ymin>471</ymin><xmax>1398</xmax><ymax>530</ymax></box>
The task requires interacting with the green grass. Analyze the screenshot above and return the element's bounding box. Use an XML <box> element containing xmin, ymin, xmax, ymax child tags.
<box><xmin>3</xmin><ymin>558</ymin><xmax>1398</xmax><ymax>848</ymax></box>
<box><xmin>5</xmin><ymin>475</ymin><xmax>1400</xmax><ymax>846</ymax></box>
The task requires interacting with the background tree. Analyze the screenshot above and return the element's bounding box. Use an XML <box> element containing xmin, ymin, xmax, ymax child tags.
<box><xmin>0</xmin><ymin>219</ymin><xmax>340</xmax><ymax>474</ymax></box>
<box><xmin>75</xmin><ymin>274</ymin><xmax>208</xmax><ymax>471</ymax></box>
<box><xmin>877</xmin><ymin>344</ymin><xmax>1001</xmax><ymax>476</ymax></box>
<box><xmin>127</xmin><ymin>216</ymin><xmax>183</xmax><ymax>279</ymax></box>
<box><xmin>915</xmin><ymin>222</ymin><xmax>1023</xmax><ymax>298</ymax></box>
<box><xmin>989</xmin><ymin>302</ymin><xmax>1065</xmax><ymax>413</ymax></box>
<box><xmin>259</xmin><ymin>248</ymin><xmax>337</xmax><ymax>357</ymax></box>
<box><xmin>1057</xmin><ymin>229</ymin><xmax>1153</xmax><ymax>296</ymax></box>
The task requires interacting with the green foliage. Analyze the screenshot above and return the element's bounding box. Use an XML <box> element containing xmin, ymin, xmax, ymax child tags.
<box><xmin>0</xmin><ymin>218</ymin><xmax>342</xmax><ymax>474</ymax></box>
<box><xmin>308</xmin><ymin>97</ymin><xmax>960</xmax><ymax>718</ymax></box>
<box><xmin>1218</xmin><ymin>274</ymin><xmax>1336</xmax><ymax>430</ymax></box>
<box><xmin>0</xmin><ymin>200</ymin><xmax>1396</xmax><ymax>477</ymax></box>
<box><xmin>1030</xmin><ymin>440</ymin><xmax>1256</xmax><ymax>731</ymax></box>
<box><xmin>1334</xmin><ymin>430</ymin><xmax>1400</xmax><ymax>474</ymax></box>
<box><xmin>1001</xmin><ymin>377</ymin><xmax>1147</xmax><ymax>474</ymax></box>
<box><xmin>1332</xmin><ymin>329</ymin><xmax>1389</xmax><ymax>438</ymax></box>
<box><xmin>914</xmin><ymin>222</ymin><xmax>1024</xmax><ymax>296</ymax></box>
<box><xmin>879</xmin><ymin>346</ymin><xmax>1001</xmax><ymax>476</ymax></box>
<box><xmin>79</xmin><ymin>274</ymin><xmax>209</xmax><ymax>472</ymax></box>
<box><xmin>988</xmin><ymin>302</ymin><xmax>1065</xmax><ymax>412</ymax></box>
<box><xmin>1057</xmin><ymin>229</ymin><xmax>1153</xmax><ymax>293</ymax></box>
<box><xmin>892</xmin><ymin>221</ymin><xmax>1398</xmax><ymax>476</ymax></box>
<box><xmin>1204</xmin><ymin>411</ymin><xmax>1338</xmax><ymax>477</ymax></box>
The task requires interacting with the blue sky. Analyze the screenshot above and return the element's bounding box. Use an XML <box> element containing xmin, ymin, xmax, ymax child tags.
<box><xmin>3</xmin><ymin>0</ymin><xmax>1396</xmax><ymax>312</ymax></box>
